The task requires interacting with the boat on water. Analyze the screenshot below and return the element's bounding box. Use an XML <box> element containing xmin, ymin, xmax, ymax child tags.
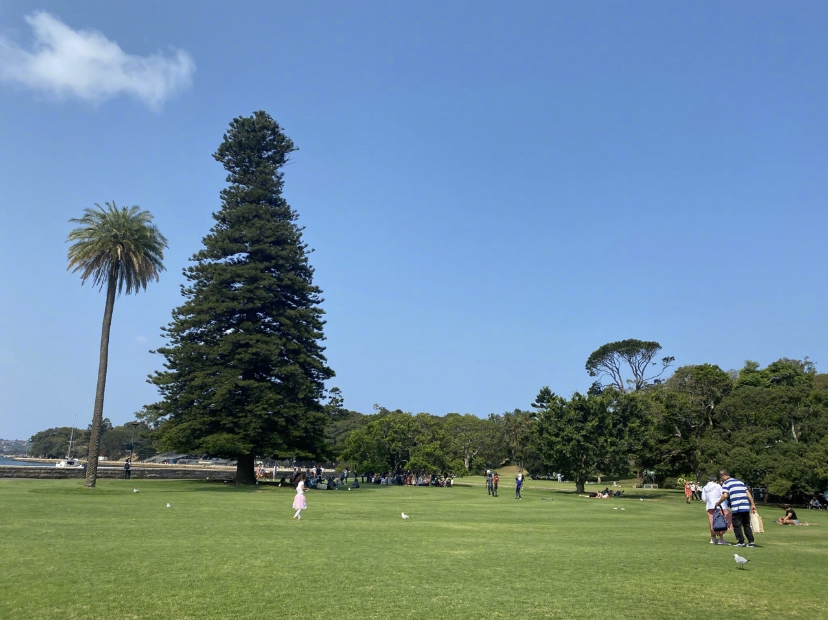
<box><xmin>56</xmin><ymin>415</ymin><xmax>85</xmax><ymax>469</ymax></box>
<box><xmin>56</xmin><ymin>457</ymin><xmax>84</xmax><ymax>468</ymax></box>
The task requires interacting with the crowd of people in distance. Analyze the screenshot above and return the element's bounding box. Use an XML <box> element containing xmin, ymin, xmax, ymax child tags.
<box><xmin>360</xmin><ymin>472</ymin><xmax>455</xmax><ymax>487</ymax></box>
<box><xmin>256</xmin><ymin>462</ymin><xmax>457</xmax><ymax>490</ymax></box>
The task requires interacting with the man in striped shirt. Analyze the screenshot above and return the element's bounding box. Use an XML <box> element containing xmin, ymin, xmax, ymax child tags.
<box><xmin>715</xmin><ymin>470</ymin><xmax>756</xmax><ymax>548</ymax></box>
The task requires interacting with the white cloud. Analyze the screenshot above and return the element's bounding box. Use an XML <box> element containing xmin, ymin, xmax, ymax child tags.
<box><xmin>0</xmin><ymin>11</ymin><xmax>195</xmax><ymax>109</ymax></box>
<box><xmin>135</xmin><ymin>335</ymin><xmax>148</xmax><ymax>344</ymax></box>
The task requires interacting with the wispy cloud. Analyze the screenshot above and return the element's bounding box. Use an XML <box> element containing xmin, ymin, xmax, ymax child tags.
<box><xmin>0</xmin><ymin>11</ymin><xmax>195</xmax><ymax>110</ymax></box>
<box><xmin>135</xmin><ymin>335</ymin><xmax>148</xmax><ymax>344</ymax></box>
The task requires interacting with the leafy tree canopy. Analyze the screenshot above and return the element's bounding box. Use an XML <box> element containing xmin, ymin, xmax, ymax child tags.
<box><xmin>532</xmin><ymin>388</ymin><xmax>646</xmax><ymax>493</ymax></box>
<box><xmin>585</xmin><ymin>339</ymin><xmax>674</xmax><ymax>392</ymax></box>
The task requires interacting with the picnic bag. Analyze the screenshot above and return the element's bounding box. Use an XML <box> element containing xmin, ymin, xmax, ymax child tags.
<box><xmin>712</xmin><ymin>507</ymin><xmax>728</xmax><ymax>532</ymax></box>
<box><xmin>750</xmin><ymin>511</ymin><xmax>764</xmax><ymax>533</ymax></box>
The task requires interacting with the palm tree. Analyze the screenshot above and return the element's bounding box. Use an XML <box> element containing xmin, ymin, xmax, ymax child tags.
<box><xmin>67</xmin><ymin>202</ymin><xmax>167</xmax><ymax>488</ymax></box>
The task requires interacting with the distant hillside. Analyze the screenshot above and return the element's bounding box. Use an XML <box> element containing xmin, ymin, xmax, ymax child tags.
<box><xmin>0</xmin><ymin>439</ymin><xmax>28</xmax><ymax>454</ymax></box>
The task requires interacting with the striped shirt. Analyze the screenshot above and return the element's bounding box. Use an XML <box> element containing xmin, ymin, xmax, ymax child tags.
<box><xmin>722</xmin><ymin>477</ymin><xmax>751</xmax><ymax>513</ymax></box>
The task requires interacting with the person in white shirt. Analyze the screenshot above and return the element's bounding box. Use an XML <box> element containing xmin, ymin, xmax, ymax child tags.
<box><xmin>701</xmin><ymin>475</ymin><xmax>729</xmax><ymax>544</ymax></box>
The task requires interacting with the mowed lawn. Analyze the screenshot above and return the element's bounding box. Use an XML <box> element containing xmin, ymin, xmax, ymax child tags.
<box><xmin>1</xmin><ymin>478</ymin><xmax>826</xmax><ymax>620</ymax></box>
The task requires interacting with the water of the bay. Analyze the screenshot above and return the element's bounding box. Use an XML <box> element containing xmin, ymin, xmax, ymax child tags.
<box><xmin>0</xmin><ymin>456</ymin><xmax>55</xmax><ymax>467</ymax></box>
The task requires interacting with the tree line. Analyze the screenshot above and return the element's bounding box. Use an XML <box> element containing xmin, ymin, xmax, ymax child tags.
<box><xmin>27</xmin><ymin>420</ymin><xmax>154</xmax><ymax>461</ymax></box>
<box><xmin>329</xmin><ymin>354</ymin><xmax>828</xmax><ymax>500</ymax></box>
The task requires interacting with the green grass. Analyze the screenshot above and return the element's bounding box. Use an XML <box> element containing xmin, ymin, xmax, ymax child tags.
<box><xmin>1</xmin><ymin>478</ymin><xmax>826</xmax><ymax>620</ymax></box>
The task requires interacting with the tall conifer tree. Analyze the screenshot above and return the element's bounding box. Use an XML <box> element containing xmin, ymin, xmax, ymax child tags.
<box><xmin>150</xmin><ymin>111</ymin><xmax>334</xmax><ymax>483</ymax></box>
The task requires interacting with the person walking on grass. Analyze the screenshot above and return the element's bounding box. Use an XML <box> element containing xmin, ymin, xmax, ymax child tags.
<box><xmin>493</xmin><ymin>473</ymin><xmax>499</xmax><ymax>497</ymax></box>
<box><xmin>292</xmin><ymin>473</ymin><xmax>308</xmax><ymax>520</ymax></box>
<box><xmin>684</xmin><ymin>481</ymin><xmax>692</xmax><ymax>504</ymax></box>
<box><xmin>715</xmin><ymin>470</ymin><xmax>756</xmax><ymax>548</ymax></box>
<box><xmin>515</xmin><ymin>472</ymin><xmax>523</xmax><ymax>499</ymax></box>
<box><xmin>123</xmin><ymin>458</ymin><xmax>131</xmax><ymax>480</ymax></box>
<box><xmin>487</xmin><ymin>472</ymin><xmax>494</xmax><ymax>496</ymax></box>
<box><xmin>701</xmin><ymin>475</ymin><xmax>729</xmax><ymax>545</ymax></box>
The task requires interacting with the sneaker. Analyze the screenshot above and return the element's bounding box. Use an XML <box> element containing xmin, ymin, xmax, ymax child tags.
<box><xmin>747</xmin><ymin>543</ymin><xmax>755</xmax><ymax>548</ymax></box>
<box><xmin>717</xmin><ymin>540</ymin><xmax>730</xmax><ymax>545</ymax></box>
<box><xmin>709</xmin><ymin>540</ymin><xmax>716</xmax><ymax>544</ymax></box>
<box><xmin>734</xmin><ymin>543</ymin><xmax>746</xmax><ymax>547</ymax></box>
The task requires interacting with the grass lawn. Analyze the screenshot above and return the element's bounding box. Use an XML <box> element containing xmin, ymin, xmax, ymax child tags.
<box><xmin>1</xmin><ymin>477</ymin><xmax>826</xmax><ymax>620</ymax></box>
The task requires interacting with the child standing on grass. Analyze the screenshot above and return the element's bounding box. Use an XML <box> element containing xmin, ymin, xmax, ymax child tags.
<box><xmin>292</xmin><ymin>473</ymin><xmax>307</xmax><ymax>520</ymax></box>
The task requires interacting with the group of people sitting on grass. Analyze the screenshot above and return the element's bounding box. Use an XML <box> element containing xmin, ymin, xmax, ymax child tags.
<box><xmin>359</xmin><ymin>472</ymin><xmax>454</xmax><ymax>487</ymax></box>
<box><xmin>588</xmin><ymin>487</ymin><xmax>624</xmax><ymax>499</ymax></box>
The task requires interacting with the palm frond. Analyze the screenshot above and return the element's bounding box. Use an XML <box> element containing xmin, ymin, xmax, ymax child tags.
<box><xmin>67</xmin><ymin>202</ymin><xmax>168</xmax><ymax>294</ymax></box>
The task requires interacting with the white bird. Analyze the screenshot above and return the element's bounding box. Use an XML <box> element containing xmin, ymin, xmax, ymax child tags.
<box><xmin>613</xmin><ymin>507</ymin><xmax>618</xmax><ymax>510</ymax></box>
<box><xmin>620</xmin><ymin>508</ymin><xmax>625</xmax><ymax>511</ymax></box>
<box><xmin>639</xmin><ymin>498</ymin><xmax>644</xmax><ymax>501</ymax></box>
<box><xmin>133</xmin><ymin>489</ymin><xmax>139</xmax><ymax>493</ymax></box>
<box><xmin>166</xmin><ymin>503</ymin><xmax>172</xmax><ymax>508</ymax></box>
<box><xmin>734</xmin><ymin>554</ymin><xmax>749</xmax><ymax>569</ymax></box>
<box><xmin>401</xmin><ymin>512</ymin><xmax>410</xmax><ymax>520</ymax></box>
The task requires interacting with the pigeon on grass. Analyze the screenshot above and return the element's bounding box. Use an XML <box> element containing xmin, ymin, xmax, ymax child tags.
<box><xmin>734</xmin><ymin>554</ymin><xmax>749</xmax><ymax>569</ymax></box>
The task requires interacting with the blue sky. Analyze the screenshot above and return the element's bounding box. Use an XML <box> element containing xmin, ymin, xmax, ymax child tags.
<box><xmin>1</xmin><ymin>1</ymin><xmax>826</xmax><ymax>441</ymax></box>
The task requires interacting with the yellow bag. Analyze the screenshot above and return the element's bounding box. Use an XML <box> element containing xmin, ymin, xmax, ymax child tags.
<box><xmin>750</xmin><ymin>511</ymin><xmax>764</xmax><ymax>533</ymax></box>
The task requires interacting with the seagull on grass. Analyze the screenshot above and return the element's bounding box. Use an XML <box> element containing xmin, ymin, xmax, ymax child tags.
<box><xmin>133</xmin><ymin>489</ymin><xmax>139</xmax><ymax>493</ymax></box>
<box><xmin>166</xmin><ymin>503</ymin><xmax>173</xmax><ymax>508</ymax></box>
<box><xmin>401</xmin><ymin>512</ymin><xmax>410</xmax><ymax>520</ymax></box>
<box><xmin>734</xmin><ymin>554</ymin><xmax>749</xmax><ymax>569</ymax></box>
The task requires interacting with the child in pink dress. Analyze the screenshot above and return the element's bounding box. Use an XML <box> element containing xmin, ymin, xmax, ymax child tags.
<box><xmin>292</xmin><ymin>474</ymin><xmax>307</xmax><ymax>520</ymax></box>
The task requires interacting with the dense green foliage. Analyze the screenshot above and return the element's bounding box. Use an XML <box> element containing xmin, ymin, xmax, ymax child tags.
<box><xmin>66</xmin><ymin>202</ymin><xmax>167</xmax><ymax>487</ymax></box>
<box><xmin>639</xmin><ymin>358</ymin><xmax>828</xmax><ymax>498</ymax></box>
<box><xmin>340</xmin><ymin>407</ymin><xmax>464</xmax><ymax>474</ymax></box>
<box><xmin>2</xmin><ymin>478</ymin><xmax>826</xmax><ymax>620</ymax></box>
<box><xmin>532</xmin><ymin>389</ymin><xmax>646</xmax><ymax>492</ymax></box>
<box><xmin>148</xmin><ymin>112</ymin><xmax>333</xmax><ymax>483</ymax></box>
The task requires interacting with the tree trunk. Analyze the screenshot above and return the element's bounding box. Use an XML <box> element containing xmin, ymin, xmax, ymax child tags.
<box><xmin>84</xmin><ymin>272</ymin><xmax>118</xmax><ymax>488</ymax></box>
<box><xmin>575</xmin><ymin>477</ymin><xmax>585</xmax><ymax>494</ymax></box>
<box><xmin>234</xmin><ymin>454</ymin><xmax>256</xmax><ymax>484</ymax></box>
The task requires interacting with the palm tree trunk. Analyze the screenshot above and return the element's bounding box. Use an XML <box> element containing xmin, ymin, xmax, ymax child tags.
<box><xmin>84</xmin><ymin>271</ymin><xmax>117</xmax><ymax>488</ymax></box>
